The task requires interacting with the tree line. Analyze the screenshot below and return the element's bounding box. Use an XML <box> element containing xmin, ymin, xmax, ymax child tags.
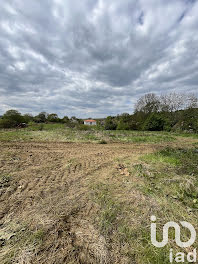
<box><xmin>0</xmin><ymin>92</ymin><xmax>197</xmax><ymax>132</ymax></box>
<box><xmin>0</xmin><ymin>110</ymin><xmax>83</xmax><ymax>128</ymax></box>
<box><xmin>104</xmin><ymin>93</ymin><xmax>198</xmax><ymax>132</ymax></box>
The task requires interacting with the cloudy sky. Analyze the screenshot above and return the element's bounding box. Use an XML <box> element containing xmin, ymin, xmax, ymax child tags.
<box><xmin>0</xmin><ymin>0</ymin><xmax>198</xmax><ymax>117</ymax></box>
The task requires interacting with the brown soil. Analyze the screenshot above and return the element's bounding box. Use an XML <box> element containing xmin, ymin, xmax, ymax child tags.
<box><xmin>0</xmin><ymin>140</ymin><xmax>194</xmax><ymax>263</ymax></box>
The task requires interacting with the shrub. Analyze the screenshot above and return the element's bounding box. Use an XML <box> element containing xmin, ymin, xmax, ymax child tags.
<box><xmin>98</xmin><ymin>139</ymin><xmax>107</xmax><ymax>144</ymax></box>
<box><xmin>0</xmin><ymin>119</ymin><xmax>17</xmax><ymax>128</ymax></box>
<box><xmin>104</xmin><ymin>116</ymin><xmax>117</xmax><ymax>130</ymax></box>
<box><xmin>3</xmin><ymin>109</ymin><xmax>24</xmax><ymax>124</ymax></box>
<box><xmin>117</xmin><ymin>121</ymin><xmax>130</xmax><ymax>130</ymax></box>
<box><xmin>179</xmin><ymin>108</ymin><xmax>198</xmax><ymax>132</ymax></box>
<box><xmin>76</xmin><ymin>124</ymin><xmax>91</xmax><ymax>131</ymax></box>
<box><xmin>143</xmin><ymin>113</ymin><xmax>170</xmax><ymax>131</ymax></box>
<box><xmin>38</xmin><ymin>124</ymin><xmax>44</xmax><ymax>131</ymax></box>
<box><xmin>23</xmin><ymin>114</ymin><xmax>33</xmax><ymax>123</ymax></box>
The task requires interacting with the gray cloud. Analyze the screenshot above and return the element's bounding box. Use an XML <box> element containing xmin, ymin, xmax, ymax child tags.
<box><xmin>0</xmin><ymin>0</ymin><xmax>198</xmax><ymax>117</ymax></box>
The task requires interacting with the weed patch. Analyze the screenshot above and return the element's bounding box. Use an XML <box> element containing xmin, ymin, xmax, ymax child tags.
<box><xmin>98</xmin><ymin>139</ymin><xmax>107</xmax><ymax>144</ymax></box>
<box><xmin>0</xmin><ymin>174</ymin><xmax>11</xmax><ymax>188</ymax></box>
<box><xmin>139</xmin><ymin>147</ymin><xmax>198</xmax><ymax>211</ymax></box>
<box><xmin>92</xmin><ymin>182</ymin><xmax>172</xmax><ymax>263</ymax></box>
<box><xmin>93</xmin><ymin>183</ymin><xmax>121</xmax><ymax>235</ymax></box>
<box><xmin>0</xmin><ymin>222</ymin><xmax>45</xmax><ymax>264</ymax></box>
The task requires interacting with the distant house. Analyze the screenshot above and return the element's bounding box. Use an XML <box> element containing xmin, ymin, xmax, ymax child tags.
<box><xmin>84</xmin><ymin>119</ymin><xmax>97</xmax><ymax>126</ymax></box>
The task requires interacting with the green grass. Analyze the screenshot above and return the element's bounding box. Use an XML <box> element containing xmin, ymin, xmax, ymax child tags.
<box><xmin>92</xmin><ymin>182</ymin><xmax>172</xmax><ymax>263</ymax></box>
<box><xmin>1</xmin><ymin>123</ymin><xmax>198</xmax><ymax>144</ymax></box>
<box><xmin>104</xmin><ymin>130</ymin><xmax>176</xmax><ymax>143</ymax></box>
<box><xmin>141</xmin><ymin>147</ymin><xmax>198</xmax><ymax>210</ymax></box>
<box><xmin>93</xmin><ymin>183</ymin><xmax>121</xmax><ymax>235</ymax></box>
<box><xmin>140</xmin><ymin>148</ymin><xmax>198</xmax><ymax>204</ymax></box>
<box><xmin>142</xmin><ymin>149</ymin><xmax>181</xmax><ymax>166</ymax></box>
<box><xmin>174</xmin><ymin>132</ymin><xmax>198</xmax><ymax>139</ymax></box>
<box><xmin>143</xmin><ymin>147</ymin><xmax>198</xmax><ymax>173</ymax></box>
<box><xmin>25</xmin><ymin>123</ymin><xmax>65</xmax><ymax>131</ymax></box>
<box><xmin>91</xmin><ymin>147</ymin><xmax>198</xmax><ymax>263</ymax></box>
<box><xmin>0</xmin><ymin>123</ymin><xmax>181</xmax><ymax>143</ymax></box>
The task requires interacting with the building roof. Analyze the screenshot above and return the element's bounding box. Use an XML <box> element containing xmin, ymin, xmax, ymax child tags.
<box><xmin>84</xmin><ymin>119</ymin><xmax>96</xmax><ymax>122</ymax></box>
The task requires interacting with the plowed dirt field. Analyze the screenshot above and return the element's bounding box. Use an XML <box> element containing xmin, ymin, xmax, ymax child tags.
<box><xmin>0</xmin><ymin>139</ymin><xmax>197</xmax><ymax>263</ymax></box>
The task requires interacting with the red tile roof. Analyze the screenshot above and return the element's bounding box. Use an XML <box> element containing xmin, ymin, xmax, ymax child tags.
<box><xmin>84</xmin><ymin>119</ymin><xmax>96</xmax><ymax>122</ymax></box>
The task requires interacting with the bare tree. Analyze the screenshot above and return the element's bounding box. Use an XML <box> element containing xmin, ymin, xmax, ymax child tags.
<box><xmin>184</xmin><ymin>93</ymin><xmax>198</xmax><ymax>109</ymax></box>
<box><xmin>160</xmin><ymin>93</ymin><xmax>184</xmax><ymax>112</ymax></box>
<box><xmin>160</xmin><ymin>92</ymin><xmax>198</xmax><ymax>112</ymax></box>
<box><xmin>134</xmin><ymin>93</ymin><xmax>160</xmax><ymax>114</ymax></box>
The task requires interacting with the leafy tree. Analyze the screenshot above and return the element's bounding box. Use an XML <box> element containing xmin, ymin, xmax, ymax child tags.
<box><xmin>174</xmin><ymin>108</ymin><xmax>198</xmax><ymax>132</ymax></box>
<box><xmin>62</xmin><ymin>116</ymin><xmax>70</xmax><ymax>123</ymax></box>
<box><xmin>47</xmin><ymin>113</ymin><xmax>59</xmax><ymax>122</ymax></box>
<box><xmin>117</xmin><ymin>121</ymin><xmax>130</xmax><ymax>130</ymax></box>
<box><xmin>104</xmin><ymin>116</ymin><xmax>117</xmax><ymax>130</ymax></box>
<box><xmin>0</xmin><ymin>119</ymin><xmax>17</xmax><ymax>128</ymax></box>
<box><xmin>143</xmin><ymin>113</ymin><xmax>170</xmax><ymax>131</ymax></box>
<box><xmin>117</xmin><ymin>113</ymin><xmax>131</xmax><ymax>130</ymax></box>
<box><xmin>34</xmin><ymin>112</ymin><xmax>48</xmax><ymax>123</ymax></box>
<box><xmin>70</xmin><ymin>116</ymin><xmax>83</xmax><ymax>124</ymax></box>
<box><xmin>23</xmin><ymin>114</ymin><xmax>33</xmax><ymax>123</ymax></box>
<box><xmin>3</xmin><ymin>110</ymin><xmax>24</xmax><ymax>125</ymax></box>
<box><xmin>133</xmin><ymin>92</ymin><xmax>198</xmax><ymax>132</ymax></box>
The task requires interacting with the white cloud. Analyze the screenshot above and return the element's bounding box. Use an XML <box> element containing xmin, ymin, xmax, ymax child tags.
<box><xmin>0</xmin><ymin>0</ymin><xmax>197</xmax><ymax>117</ymax></box>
